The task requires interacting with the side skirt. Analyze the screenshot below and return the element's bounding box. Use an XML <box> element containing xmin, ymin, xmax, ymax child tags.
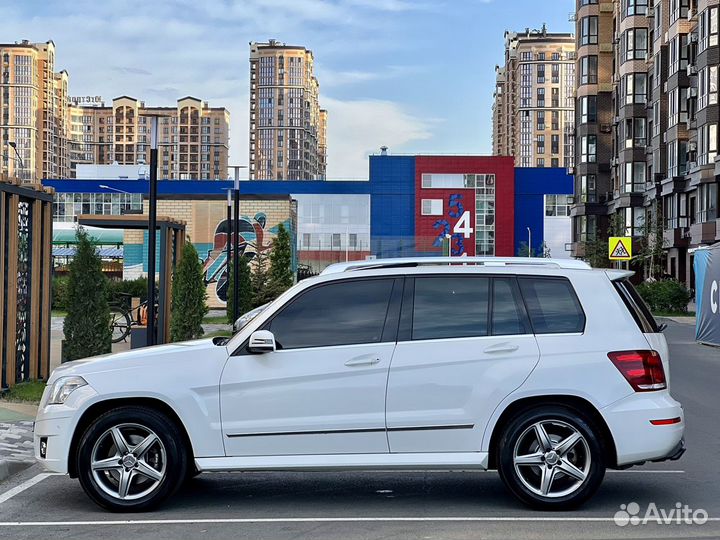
<box><xmin>195</xmin><ymin>452</ymin><xmax>489</xmax><ymax>473</ymax></box>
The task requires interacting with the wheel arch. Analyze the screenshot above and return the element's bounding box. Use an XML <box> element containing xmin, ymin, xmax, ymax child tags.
<box><xmin>67</xmin><ymin>397</ymin><xmax>195</xmax><ymax>479</ymax></box>
<box><xmin>485</xmin><ymin>394</ymin><xmax>618</xmax><ymax>470</ymax></box>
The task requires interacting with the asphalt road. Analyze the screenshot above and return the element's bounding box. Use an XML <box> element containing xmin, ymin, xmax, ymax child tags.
<box><xmin>1</xmin><ymin>319</ymin><xmax>718</xmax><ymax>540</ymax></box>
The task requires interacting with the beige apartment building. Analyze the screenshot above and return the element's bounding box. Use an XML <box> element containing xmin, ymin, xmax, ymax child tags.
<box><xmin>571</xmin><ymin>0</ymin><xmax>718</xmax><ymax>286</ymax></box>
<box><xmin>249</xmin><ymin>40</ymin><xmax>327</xmax><ymax>180</ymax></box>
<box><xmin>492</xmin><ymin>26</ymin><xmax>576</xmax><ymax>169</ymax></box>
<box><xmin>1</xmin><ymin>40</ymin><xmax>71</xmax><ymax>182</ymax></box>
<box><xmin>69</xmin><ymin>96</ymin><xmax>230</xmax><ymax>180</ymax></box>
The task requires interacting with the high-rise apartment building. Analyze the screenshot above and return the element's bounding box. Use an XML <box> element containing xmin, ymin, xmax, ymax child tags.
<box><xmin>572</xmin><ymin>0</ymin><xmax>717</xmax><ymax>286</ymax></box>
<box><xmin>68</xmin><ymin>96</ymin><xmax>230</xmax><ymax>180</ymax></box>
<box><xmin>249</xmin><ymin>40</ymin><xmax>327</xmax><ymax>180</ymax></box>
<box><xmin>1</xmin><ymin>40</ymin><xmax>71</xmax><ymax>182</ymax></box>
<box><xmin>492</xmin><ymin>26</ymin><xmax>576</xmax><ymax>169</ymax></box>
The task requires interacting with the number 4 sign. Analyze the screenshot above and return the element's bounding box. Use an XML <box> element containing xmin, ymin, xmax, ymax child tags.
<box><xmin>453</xmin><ymin>211</ymin><xmax>474</xmax><ymax>238</ymax></box>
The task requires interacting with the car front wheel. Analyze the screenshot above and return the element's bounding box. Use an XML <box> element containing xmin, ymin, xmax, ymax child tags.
<box><xmin>497</xmin><ymin>405</ymin><xmax>606</xmax><ymax>510</ymax></box>
<box><xmin>76</xmin><ymin>406</ymin><xmax>188</xmax><ymax>512</ymax></box>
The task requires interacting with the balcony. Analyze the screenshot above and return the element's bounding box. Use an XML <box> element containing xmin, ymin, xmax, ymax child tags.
<box><xmin>690</xmin><ymin>220</ymin><xmax>717</xmax><ymax>245</ymax></box>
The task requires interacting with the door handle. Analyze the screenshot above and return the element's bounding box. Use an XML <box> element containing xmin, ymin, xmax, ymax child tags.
<box><xmin>344</xmin><ymin>355</ymin><xmax>381</xmax><ymax>367</ymax></box>
<box><xmin>483</xmin><ymin>343</ymin><xmax>520</xmax><ymax>354</ymax></box>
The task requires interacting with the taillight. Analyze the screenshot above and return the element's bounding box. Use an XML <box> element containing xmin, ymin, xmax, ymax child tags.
<box><xmin>607</xmin><ymin>350</ymin><xmax>667</xmax><ymax>392</ymax></box>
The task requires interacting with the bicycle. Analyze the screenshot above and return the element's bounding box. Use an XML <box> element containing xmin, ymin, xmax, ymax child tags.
<box><xmin>108</xmin><ymin>293</ymin><xmax>158</xmax><ymax>344</ymax></box>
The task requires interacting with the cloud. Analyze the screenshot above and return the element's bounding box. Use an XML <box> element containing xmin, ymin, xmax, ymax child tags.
<box><xmin>111</xmin><ymin>66</ymin><xmax>152</xmax><ymax>76</ymax></box>
<box><xmin>319</xmin><ymin>65</ymin><xmax>424</xmax><ymax>87</ymax></box>
<box><xmin>322</xmin><ymin>97</ymin><xmax>432</xmax><ymax>178</ymax></box>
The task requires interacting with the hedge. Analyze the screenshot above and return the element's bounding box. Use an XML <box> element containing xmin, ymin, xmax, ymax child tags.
<box><xmin>53</xmin><ymin>276</ymin><xmax>149</xmax><ymax>310</ymax></box>
<box><xmin>636</xmin><ymin>279</ymin><xmax>693</xmax><ymax>313</ymax></box>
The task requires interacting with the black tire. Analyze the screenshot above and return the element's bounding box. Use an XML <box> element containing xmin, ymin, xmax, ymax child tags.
<box><xmin>497</xmin><ymin>405</ymin><xmax>606</xmax><ymax>510</ymax></box>
<box><xmin>76</xmin><ymin>406</ymin><xmax>188</xmax><ymax>512</ymax></box>
<box><xmin>109</xmin><ymin>308</ymin><xmax>131</xmax><ymax>343</ymax></box>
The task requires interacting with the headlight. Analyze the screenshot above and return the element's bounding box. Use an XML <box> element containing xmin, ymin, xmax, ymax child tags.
<box><xmin>47</xmin><ymin>376</ymin><xmax>87</xmax><ymax>405</ymax></box>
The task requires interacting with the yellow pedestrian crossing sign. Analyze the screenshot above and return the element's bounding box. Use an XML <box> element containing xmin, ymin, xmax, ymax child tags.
<box><xmin>609</xmin><ymin>237</ymin><xmax>632</xmax><ymax>261</ymax></box>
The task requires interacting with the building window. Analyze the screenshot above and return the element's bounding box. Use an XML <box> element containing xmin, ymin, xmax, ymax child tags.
<box><xmin>421</xmin><ymin>173</ymin><xmax>477</xmax><ymax>188</ymax></box>
<box><xmin>623</xmin><ymin>28</ymin><xmax>648</xmax><ymax>62</ymax></box>
<box><xmin>537</xmin><ymin>110</ymin><xmax>545</xmax><ymax>130</ymax></box>
<box><xmin>537</xmin><ymin>88</ymin><xmax>545</xmax><ymax>107</ymax></box>
<box><xmin>625</xmin><ymin>0</ymin><xmax>648</xmax><ymax>17</ymax></box>
<box><xmin>668</xmin><ymin>34</ymin><xmax>689</xmax><ymax>75</ymax></box>
<box><xmin>624</xmin><ymin>73</ymin><xmax>647</xmax><ymax>104</ymax></box>
<box><xmin>578</xmin><ymin>174</ymin><xmax>597</xmax><ymax>202</ymax></box>
<box><xmin>576</xmin><ymin>215</ymin><xmax>597</xmax><ymax>242</ymax></box>
<box><xmin>545</xmin><ymin>194</ymin><xmax>571</xmax><ymax>217</ymax></box>
<box><xmin>537</xmin><ymin>158</ymin><xmax>545</xmax><ymax>167</ymax></box>
<box><xmin>699</xmin><ymin>123</ymin><xmax>718</xmax><ymax>165</ymax></box>
<box><xmin>421</xmin><ymin>199</ymin><xmax>443</xmax><ymax>215</ymax></box>
<box><xmin>580</xmin><ymin>96</ymin><xmax>597</xmax><ymax>124</ymax></box>
<box><xmin>580</xmin><ymin>135</ymin><xmax>597</xmax><ymax>163</ymax></box>
<box><xmin>670</xmin><ymin>0</ymin><xmax>690</xmax><ymax>23</ymax></box>
<box><xmin>624</xmin><ymin>117</ymin><xmax>647</xmax><ymax>148</ymax></box>
<box><xmin>580</xmin><ymin>56</ymin><xmax>598</xmax><ymax>85</ymax></box>
<box><xmin>537</xmin><ymin>134</ymin><xmax>545</xmax><ymax>154</ymax></box>
<box><xmin>622</xmin><ymin>162</ymin><xmax>646</xmax><ymax>193</ymax></box>
<box><xmin>699</xmin><ymin>7</ymin><xmax>719</xmax><ymax>51</ymax></box>
<box><xmin>698</xmin><ymin>65</ymin><xmax>718</xmax><ymax>110</ymax></box>
<box><xmin>551</xmin><ymin>134</ymin><xmax>560</xmax><ymax>155</ymax></box>
<box><xmin>580</xmin><ymin>16</ymin><xmax>598</xmax><ymax>46</ymax></box>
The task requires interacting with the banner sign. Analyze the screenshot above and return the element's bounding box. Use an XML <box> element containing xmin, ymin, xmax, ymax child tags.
<box><xmin>695</xmin><ymin>245</ymin><xmax>720</xmax><ymax>346</ymax></box>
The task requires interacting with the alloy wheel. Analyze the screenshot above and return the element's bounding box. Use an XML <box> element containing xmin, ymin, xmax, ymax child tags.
<box><xmin>512</xmin><ymin>419</ymin><xmax>591</xmax><ymax>498</ymax></box>
<box><xmin>90</xmin><ymin>423</ymin><xmax>167</xmax><ymax>501</ymax></box>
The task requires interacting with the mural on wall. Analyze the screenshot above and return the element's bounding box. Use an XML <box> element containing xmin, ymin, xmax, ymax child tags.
<box><xmin>201</xmin><ymin>212</ymin><xmax>274</xmax><ymax>305</ymax></box>
<box><xmin>121</xmin><ymin>198</ymin><xmax>297</xmax><ymax>307</ymax></box>
<box><xmin>432</xmin><ymin>193</ymin><xmax>471</xmax><ymax>256</ymax></box>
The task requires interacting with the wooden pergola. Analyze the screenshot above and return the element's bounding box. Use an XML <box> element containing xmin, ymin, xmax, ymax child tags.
<box><xmin>78</xmin><ymin>214</ymin><xmax>186</xmax><ymax>345</ymax></box>
<box><xmin>0</xmin><ymin>175</ymin><xmax>54</xmax><ymax>389</ymax></box>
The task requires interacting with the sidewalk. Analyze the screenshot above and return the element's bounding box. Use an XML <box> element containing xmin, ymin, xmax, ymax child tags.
<box><xmin>0</xmin><ymin>402</ymin><xmax>37</xmax><ymax>483</ymax></box>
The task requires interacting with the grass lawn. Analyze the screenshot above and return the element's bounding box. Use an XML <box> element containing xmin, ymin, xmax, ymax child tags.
<box><xmin>1</xmin><ymin>380</ymin><xmax>46</xmax><ymax>403</ymax></box>
<box><xmin>202</xmin><ymin>315</ymin><xmax>230</xmax><ymax>324</ymax></box>
<box><xmin>654</xmin><ymin>311</ymin><xmax>696</xmax><ymax>318</ymax></box>
<box><xmin>51</xmin><ymin>309</ymin><xmax>67</xmax><ymax>317</ymax></box>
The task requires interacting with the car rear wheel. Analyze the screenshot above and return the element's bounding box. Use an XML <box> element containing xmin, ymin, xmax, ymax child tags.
<box><xmin>497</xmin><ymin>405</ymin><xmax>606</xmax><ymax>510</ymax></box>
<box><xmin>76</xmin><ymin>406</ymin><xmax>188</xmax><ymax>512</ymax></box>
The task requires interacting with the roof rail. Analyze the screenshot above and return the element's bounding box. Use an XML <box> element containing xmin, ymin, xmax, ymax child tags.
<box><xmin>320</xmin><ymin>257</ymin><xmax>592</xmax><ymax>275</ymax></box>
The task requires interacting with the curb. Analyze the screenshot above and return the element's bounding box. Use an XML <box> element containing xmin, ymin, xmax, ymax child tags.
<box><xmin>0</xmin><ymin>459</ymin><xmax>33</xmax><ymax>484</ymax></box>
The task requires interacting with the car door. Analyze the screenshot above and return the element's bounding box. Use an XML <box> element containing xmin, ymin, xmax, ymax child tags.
<box><xmin>220</xmin><ymin>277</ymin><xmax>402</xmax><ymax>457</ymax></box>
<box><xmin>386</xmin><ymin>275</ymin><xmax>540</xmax><ymax>454</ymax></box>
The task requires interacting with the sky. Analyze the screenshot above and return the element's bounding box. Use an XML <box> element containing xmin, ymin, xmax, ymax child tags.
<box><xmin>1</xmin><ymin>0</ymin><xmax>573</xmax><ymax>179</ymax></box>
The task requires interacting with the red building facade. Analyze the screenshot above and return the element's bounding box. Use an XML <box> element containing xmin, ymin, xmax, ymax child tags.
<box><xmin>415</xmin><ymin>156</ymin><xmax>515</xmax><ymax>257</ymax></box>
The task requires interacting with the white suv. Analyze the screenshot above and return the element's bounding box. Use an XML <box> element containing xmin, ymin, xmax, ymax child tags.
<box><xmin>34</xmin><ymin>257</ymin><xmax>685</xmax><ymax>512</ymax></box>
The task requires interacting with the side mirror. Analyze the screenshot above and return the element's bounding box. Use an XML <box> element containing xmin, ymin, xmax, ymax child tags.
<box><xmin>248</xmin><ymin>330</ymin><xmax>276</xmax><ymax>354</ymax></box>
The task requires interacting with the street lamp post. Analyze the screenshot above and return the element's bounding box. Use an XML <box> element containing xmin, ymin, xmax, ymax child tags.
<box><xmin>226</xmin><ymin>187</ymin><xmax>234</xmax><ymax>319</ymax></box>
<box><xmin>527</xmin><ymin>227</ymin><xmax>532</xmax><ymax>258</ymax></box>
<box><xmin>146</xmin><ymin>117</ymin><xmax>159</xmax><ymax>346</ymax></box>
<box><xmin>8</xmin><ymin>141</ymin><xmax>24</xmax><ymax>181</ymax></box>
<box><xmin>227</xmin><ymin>165</ymin><xmax>247</xmax><ymax>323</ymax></box>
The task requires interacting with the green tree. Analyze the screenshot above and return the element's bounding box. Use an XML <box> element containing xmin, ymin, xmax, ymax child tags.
<box><xmin>268</xmin><ymin>223</ymin><xmax>294</xmax><ymax>297</ymax></box>
<box><xmin>251</xmin><ymin>249</ymin><xmax>272</xmax><ymax>308</ymax></box>
<box><xmin>170</xmin><ymin>242</ymin><xmax>208</xmax><ymax>342</ymax></box>
<box><xmin>226</xmin><ymin>254</ymin><xmax>253</xmax><ymax>322</ymax></box>
<box><xmin>634</xmin><ymin>201</ymin><xmax>666</xmax><ymax>279</ymax></box>
<box><xmin>580</xmin><ymin>213</ymin><xmax>625</xmax><ymax>268</ymax></box>
<box><xmin>63</xmin><ymin>227</ymin><xmax>112</xmax><ymax>361</ymax></box>
<box><xmin>516</xmin><ymin>241</ymin><xmax>538</xmax><ymax>257</ymax></box>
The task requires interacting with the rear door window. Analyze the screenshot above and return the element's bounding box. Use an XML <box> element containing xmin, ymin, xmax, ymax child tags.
<box><xmin>412</xmin><ymin>277</ymin><xmax>490</xmax><ymax>340</ymax></box>
<box><xmin>613</xmin><ymin>279</ymin><xmax>659</xmax><ymax>333</ymax></box>
<box><xmin>492</xmin><ymin>278</ymin><xmax>531</xmax><ymax>336</ymax></box>
<box><xmin>518</xmin><ymin>277</ymin><xmax>586</xmax><ymax>334</ymax></box>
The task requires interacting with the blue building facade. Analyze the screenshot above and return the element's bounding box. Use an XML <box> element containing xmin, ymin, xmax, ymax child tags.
<box><xmin>44</xmin><ymin>156</ymin><xmax>573</xmax><ymax>262</ymax></box>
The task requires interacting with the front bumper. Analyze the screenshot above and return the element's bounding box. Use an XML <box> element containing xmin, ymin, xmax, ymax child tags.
<box><xmin>601</xmin><ymin>391</ymin><xmax>684</xmax><ymax>467</ymax></box>
<box><xmin>33</xmin><ymin>384</ymin><xmax>98</xmax><ymax>474</ymax></box>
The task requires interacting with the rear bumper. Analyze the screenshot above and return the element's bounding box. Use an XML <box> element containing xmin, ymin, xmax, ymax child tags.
<box><xmin>601</xmin><ymin>391</ymin><xmax>684</xmax><ymax>467</ymax></box>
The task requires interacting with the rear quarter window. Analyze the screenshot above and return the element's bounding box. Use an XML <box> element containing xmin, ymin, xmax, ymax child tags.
<box><xmin>613</xmin><ymin>279</ymin><xmax>659</xmax><ymax>333</ymax></box>
<box><xmin>518</xmin><ymin>277</ymin><xmax>586</xmax><ymax>334</ymax></box>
